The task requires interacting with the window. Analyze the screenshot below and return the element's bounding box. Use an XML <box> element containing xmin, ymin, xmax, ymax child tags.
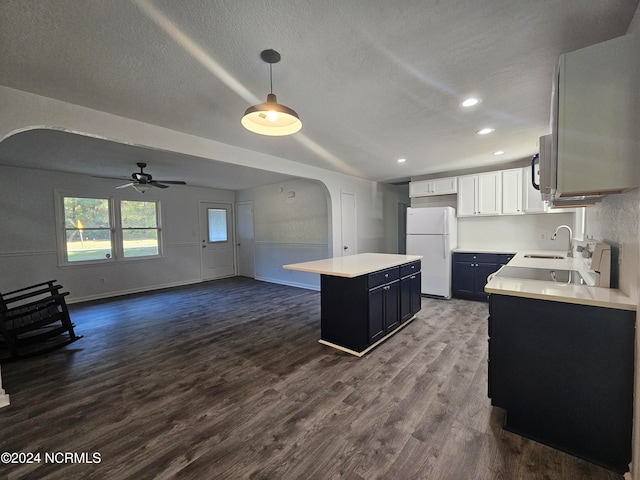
<box><xmin>121</xmin><ymin>200</ymin><xmax>160</xmax><ymax>257</ymax></box>
<box><xmin>58</xmin><ymin>194</ymin><xmax>161</xmax><ymax>265</ymax></box>
<box><xmin>207</xmin><ymin>208</ymin><xmax>228</xmax><ymax>242</ymax></box>
<box><xmin>63</xmin><ymin>197</ymin><xmax>113</xmax><ymax>262</ymax></box>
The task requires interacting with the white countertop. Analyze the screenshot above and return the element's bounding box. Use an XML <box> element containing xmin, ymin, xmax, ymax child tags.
<box><xmin>283</xmin><ymin>253</ymin><xmax>422</xmax><ymax>278</ymax></box>
<box><xmin>485</xmin><ymin>250</ymin><xmax>636</xmax><ymax>311</ymax></box>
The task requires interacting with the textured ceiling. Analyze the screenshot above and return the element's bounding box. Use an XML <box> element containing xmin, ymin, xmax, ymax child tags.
<box><xmin>0</xmin><ymin>0</ymin><xmax>638</xmax><ymax>188</ymax></box>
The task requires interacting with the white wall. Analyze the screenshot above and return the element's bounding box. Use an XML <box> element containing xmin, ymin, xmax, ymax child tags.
<box><xmin>236</xmin><ymin>178</ymin><xmax>330</xmax><ymax>289</ymax></box>
<box><xmin>381</xmin><ymin>184</ymin><xmax>410</xmax><ymax>254</ymax></box>
<box><xmin>0</xmin><ymin>165</ymin><xmax>234</xmax><ymax>302</ymax></box>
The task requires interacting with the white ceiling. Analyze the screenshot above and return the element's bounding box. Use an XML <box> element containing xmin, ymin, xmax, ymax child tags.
<box><xmin>0</xmin><ymin>0</ymin><xmax>637</xmax><ymax>189</ymax></box>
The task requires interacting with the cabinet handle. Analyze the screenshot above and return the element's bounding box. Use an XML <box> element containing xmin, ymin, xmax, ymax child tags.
<box><xmin>410</xmin><ymin>275</ymin><xmax>415</xmax><ymax>279</ymax></box>
<box><xmin>385</xmin><ymin>273</ymin><xmax>389</xmax><ymax>278</ymax></box>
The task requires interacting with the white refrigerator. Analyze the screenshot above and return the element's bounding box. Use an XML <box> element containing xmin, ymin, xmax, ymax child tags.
<box><xmin>406</xmin><ymin>206</ymin><xmax>457</xmax><ymax>298</ymax></box>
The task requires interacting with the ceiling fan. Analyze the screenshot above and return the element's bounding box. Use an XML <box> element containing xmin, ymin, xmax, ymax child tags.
<box><xmin>98</xmin><ymin>163</ymin><xmax>187</xmax><ymax>193</ymax></box>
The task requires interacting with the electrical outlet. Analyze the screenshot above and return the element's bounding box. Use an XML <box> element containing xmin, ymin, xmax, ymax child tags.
<box><xmin>539</xmin><ymin>232</ymin><xmax>547</xmax><ymax>241</ymax></box>
<box><xmin>619</xmin><ymin>243</ymin><xmax>624</xmax><ymax>266</ymax></box>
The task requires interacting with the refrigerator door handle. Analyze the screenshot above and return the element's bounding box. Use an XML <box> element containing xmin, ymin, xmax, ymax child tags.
<box><xmin>442</xmin><ymin>234</ymin><xmax>446</xmax><ymax>259</ymax></box>
<box><xmin>443</xmin><ymin>210</ymin><xmax>447</xmax><ymax>234</ymax></box>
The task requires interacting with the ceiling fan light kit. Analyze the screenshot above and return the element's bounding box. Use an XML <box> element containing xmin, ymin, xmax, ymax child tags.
<box><xmin>242</xmin><ymin>49</ymin><xmax>302</xmax><ymax>136</ymax></box>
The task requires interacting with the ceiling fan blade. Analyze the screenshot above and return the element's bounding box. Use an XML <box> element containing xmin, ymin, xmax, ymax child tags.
<box><xmin>154</xmin><ymin>180</ymin><xmax>186</xmax><ymax>185</ymax></box>
<box><xmin>116</xmin><ymin>182</ymin><xmax>134</xmax><ymax>189</ymax></box>
<box><xmin>149</xmin><ymin>181</ymin><xmax>170</xmax><ymax>189</ymax></box>
<box><xmin>92</xmin><ymin>175</ymin><xmax>131</xmax><ymax>181</ymax></box>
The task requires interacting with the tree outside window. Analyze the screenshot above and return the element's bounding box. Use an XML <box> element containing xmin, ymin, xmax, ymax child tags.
<box><xmin>63</xmin><ymin>197</ymin><xmax>112</xmax><ymax>262</ymax></box>
<box><xmin>61</xmin><ymin>196</ymin><xmax>161</xmax><ymax>264</ymax></box>
<box><xmin>121</xmin><ymin>200</ymin><xmax>160</xmax><ymax>258</ymax></box>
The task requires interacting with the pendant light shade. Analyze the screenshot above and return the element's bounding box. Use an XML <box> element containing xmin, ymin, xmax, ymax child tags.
<box><xmin>242</xmin><ymin>49</ymin><xmax>302</xmax><ymax>136</ymax></box>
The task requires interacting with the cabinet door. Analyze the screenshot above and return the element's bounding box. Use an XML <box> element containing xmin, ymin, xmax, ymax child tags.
<box><xmin>368</xmin><ymin>286</ymin><xmax>385</xmax><ymax>343</ymax></box>
<box><xmin>501</xmin><ymin>169</ymin><xmax>523</xmax><ymax>215</ymax></box>
<box><xmin>410</xmin><ymin>272</ymin><xmax>421</xmax><ymax>315</ymax></box>
<box><xmin>457</xmin><ymin>175</ymin><xmax>477</xmax><ymax>216</ymax></box>
<box><xmin>431</xmin><ymin>177</ymin><xmax>457</xmax><ymax>195</ymax></box>
<box><xmin>400</xmin><ymin>273</ymin><xmax>422</xmax><ymax>322</ymax></box>
<box><xmin>409</xmin><ymin>180</ymin><xmax>432</xmax><ymax>197</ymax></box>
<box><xmin>400</xmin><ymin>276</ymin><xmax>412</xmax><ymax>322</ymax></box>
<box><xmin>475</xmin><ymin>263</ymin><xmax>500</xmax><ymax>299</ymax></box>
<box><xmin>452</xmin><ymin>261</ymin><xmax>475</xmax><ymax>296</ymax></box>
<box><xmin>477</xmin><ymin>172</ymin><xmax>501</xmax><ymax>215</ymax></box>
<box><xmin>384</xmin><ymin>282</ymin><xmax>400</xmax><ymax>333</ymax></box>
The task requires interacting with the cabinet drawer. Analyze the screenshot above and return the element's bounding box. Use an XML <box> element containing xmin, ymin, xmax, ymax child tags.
<box><xmin>497</xmin><ymin>254</ymin><xmax>515</xmax><ymax>265</ymax></box>
<box><xmin>453</xmin><ymin>253</ymin><xmax>498</xmax><ymax>264</ymax></box>
<box><xmin>400</xmin><ymin>261</ymin><xmax>421</xmax><ymax>278</ymax></box>
<box><xmin>368</xmin><ymin>267</ymin><xmax>399</xmax><ymax>289</ymax></box>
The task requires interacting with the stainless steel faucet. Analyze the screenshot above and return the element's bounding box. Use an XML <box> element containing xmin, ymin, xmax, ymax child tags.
<box><xmin>551</xmin><ymin>225</ymin><xmax>573</xmax><ymax>257</ymax></box>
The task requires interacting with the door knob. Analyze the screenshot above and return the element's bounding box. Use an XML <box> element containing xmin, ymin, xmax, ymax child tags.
<box><xmin>343</xmin><ymin>246</ymin><xmax>348</xmax><ymax>250</ymax></box>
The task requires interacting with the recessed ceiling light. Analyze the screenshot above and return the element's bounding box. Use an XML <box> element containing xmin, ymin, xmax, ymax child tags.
<box><xmin>476</xmin><ymin>128</ymin><xmax>495</xmax><ymax>135</ymax></box>
<box><xmin>494</xmin><ymin>150</ymin><xmax>505</xmax><ymax>156</ymax></box>
<box><xmin>461</xmin><ymin>97</ymin><xmax>481</xmax><ymax>107</ymax></box>
<box><xmin>397</xmin><ymin>158</ymin><xmax>407</xmax><ymax>163</ymax></box>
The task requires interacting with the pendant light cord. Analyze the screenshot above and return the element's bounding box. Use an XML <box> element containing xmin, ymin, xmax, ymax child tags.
<box><xmin>269</xmin><ymin>63</ymin><xmax>273</xmax><ymax>94</ymax></box>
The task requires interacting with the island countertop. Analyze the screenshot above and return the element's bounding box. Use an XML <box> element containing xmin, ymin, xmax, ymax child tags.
<box><xmin>283</xmin><ymin>253</ymin><xmax>422</xmax><ymax>278</ymax></box>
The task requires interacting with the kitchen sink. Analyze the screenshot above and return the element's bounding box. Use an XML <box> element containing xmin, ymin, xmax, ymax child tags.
<box><xmin>524</xmin><ymin>254</ymin><xmax>565</xmax><ymax>259</ymax></box>
<box><xmin>496</xmin><ymin>266</ymin><xmax>587</xmax><ymax>285</ymax></box>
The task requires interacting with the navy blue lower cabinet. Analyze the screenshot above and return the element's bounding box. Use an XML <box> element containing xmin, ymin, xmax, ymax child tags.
<box><xmin>368</xmin><ymin>280</ymin><xmax>399</xmax><ymax>343</ymax></box>
<box><xmin>320</xmin><ymin>261</ymin><xmax>420</xmax><ymax>355</ymax></box>
<box><xmin>400</xmin><ymin>268</ymin><xmax>421</xmax><ymax>322</ymax></box>
<box><xmin>489</xmin><ymin>293</ymin><xmax>635</xmax><ymax>474</ymax></box>
<box><xmin>452</xmin><ymin>252</ymin><xmax>512</xmax><ymax>301</ymax></box>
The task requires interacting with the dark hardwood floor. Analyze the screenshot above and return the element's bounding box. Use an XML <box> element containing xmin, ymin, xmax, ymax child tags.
<box><xmin>0</xmin><ymin>277</ymin><xmax>623</xmax><ymax>479</ymax></box>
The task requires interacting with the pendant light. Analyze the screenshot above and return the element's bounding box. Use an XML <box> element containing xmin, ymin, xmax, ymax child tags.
<box><xmin>242</xmin><ymin>49</ymin><xmax>302</xmax><ymax>136</ymax></box>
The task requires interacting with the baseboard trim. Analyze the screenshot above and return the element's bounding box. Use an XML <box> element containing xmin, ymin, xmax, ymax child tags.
<box><xmin>319</xmin><ymin>315</ymin><xmax>418</xmax><ymax>357</ymax></box>
<box><xmin>254</xmin><ymin>276</ymin><xmax>320</xmax><ymax>291</ymax></box>
<box><xmin>67</xmin><ymin>278</ymin><xmax>203</xmax><ymax>304</ymax></box>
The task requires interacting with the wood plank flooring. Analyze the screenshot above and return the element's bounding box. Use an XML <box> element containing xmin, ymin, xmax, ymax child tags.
<box><xmin>0</xmin><ymin>277</ymin><xmax>623</xmax><ymax>479</ymax></box>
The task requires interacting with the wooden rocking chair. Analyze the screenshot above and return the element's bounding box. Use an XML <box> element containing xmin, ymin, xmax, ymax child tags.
<box><xmin>0</xmin><ymin>280</ymin><xmax>82</xmax><ymax>361</ymax></box>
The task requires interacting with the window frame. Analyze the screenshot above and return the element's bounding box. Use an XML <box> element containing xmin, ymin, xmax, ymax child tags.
<box><xmin>55</xmin><ymin>189</ymin><xmax>163</xmax><ymax>267</ymax></box>
<box><xmin>119</xmin><ymin>199</ymin><xmax>163</xmax><ymax>261</ymax></box>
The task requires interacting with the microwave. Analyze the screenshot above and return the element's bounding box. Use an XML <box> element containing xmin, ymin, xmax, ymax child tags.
<box><xmin>535</xmin><ymin>34</ymin><xmax>640</xmax><ymax>208</ymax></box>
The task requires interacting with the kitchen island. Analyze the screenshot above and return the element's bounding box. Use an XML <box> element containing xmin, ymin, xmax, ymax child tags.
<box><xmin>283</xmin><ymin>253</ymin><xmax>422</xmax><ymax>356</ymax></box>
<box><xmin>484</xmin><ymin>250</ymin><xmax>636</xmax><ymax>474</ymax></box>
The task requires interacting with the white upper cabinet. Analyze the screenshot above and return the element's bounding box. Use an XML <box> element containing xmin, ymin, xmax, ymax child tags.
<box><xmin>457</xmin><ymin>172</ymin><xmax>501</xmax><ymax>217</ymax></box>
<box><xmin>409</xmin><ymin>177</ymin><xmax>457</xmax><ymax>197</ymax></box>
<box><xmin>457</xmin><ymin>175</ymin><xmax>477</xmax><ymax>216</ymax></box>
<box><xmin>477</xmin><ymin>172</ymin><xmax>501</xmax><ymax>215</ymax></box>
<box><xmin>501</xmin><ymin>168</ymin><xmax>523</xmax><ymax>215</ymax></box>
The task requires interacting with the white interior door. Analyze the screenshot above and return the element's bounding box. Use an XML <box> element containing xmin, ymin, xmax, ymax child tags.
<box><xmin>236</xmin><ymin>202</ymin><xmax>255</xmax><ymax>278</ymax></box>
<box><xmin>340</xmin><ymin>192</ymin><xmax>356</xmax><ymax>256</ymax></box>
<box><xmin>199</xmin><ymin>202</ymin><xmax>235</xmax><ymax>280</ymax></box>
